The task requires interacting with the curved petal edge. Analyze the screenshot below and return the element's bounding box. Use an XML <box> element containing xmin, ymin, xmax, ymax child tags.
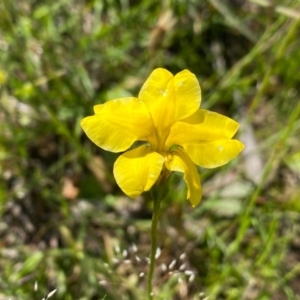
<box><xmin>166</xmin><ymin>148</ymin><xmax>202</xmax><ymax>207</ymax></box>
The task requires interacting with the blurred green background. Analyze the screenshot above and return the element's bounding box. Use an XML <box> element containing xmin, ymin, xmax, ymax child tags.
<box><xmin>1</xmin><ymin>0</ymin><xmax>300</xmax><ymax>299</ymax></box>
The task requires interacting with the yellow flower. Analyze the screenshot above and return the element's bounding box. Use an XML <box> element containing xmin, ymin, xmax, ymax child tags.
<box><xmin>81</xmin><ymin>68</ymin><xmax>244</xmax><ymax>207</ymax></box>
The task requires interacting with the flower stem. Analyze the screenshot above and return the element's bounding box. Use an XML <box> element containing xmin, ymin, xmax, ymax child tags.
<box><xmin>147</xmin><ymin>195</ymin><xmax>161</xmax><ymax>300</ymax></box>
<box><xmin>147</xmin><ymin>171</ymin><xmax>170</xmax><ymax>299</ymax></box>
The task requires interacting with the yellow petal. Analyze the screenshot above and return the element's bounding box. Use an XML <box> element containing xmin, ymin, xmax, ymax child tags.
<box><xmin>166</xmin><ymin>148</ymin><xmax>202</xmax><ymax>207</ymax></box>
<box><xmin>81</xmin><ymin>97</ymin><xmax>155</xmax><ymax>152</ymax></box>
<box><xmin>173</xmin><ymin>69</ymin><xmax>201</xmax><ymax>119</ymax></box>
<box><xmin>138</xmin><ymin>69</ymin><xmax>201</xmax><ymax>149</ymax></box>
<box><xmin>166</xmin><ymin>109</ymin><xmax>240</xmax><ymax>148</ymax></box>
<box><xmin>183</xmin><ymin>139</ymin><xmax>244</xmax><ymax>169</ymax></box>
<box><xmin>113</xmin><ymin>145</ymin><xmax>164</xmax><ymax>198</ymax></box>
<box><xmin>184</xmin><ymin>109</ymin><xmax>239</xmax><ymax>138</ymax></box>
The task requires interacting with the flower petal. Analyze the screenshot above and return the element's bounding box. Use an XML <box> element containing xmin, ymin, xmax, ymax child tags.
<box><xmin>81</xmin><ymin>97</ymin><xmax>155</xmax><ymax>152</ymax></box>
<box><xmin>113</xmin><ymin>145</ymin><xmax>164</xmax><ymax>198</ymax></box>
<box><xmin>173</xmin><ymin>69</ymin><xmax>201</xmax><ymax>119</ymax></box>
<box><xmin>183</xmin><ymin>139</ymin><xmax>244</xmax><ymax>169</ymax></box>
<box><xmin>166</xmin><ymin>109</ymin><xmax>240</xmax><ymax>148</ymax></box>
<box><xmin>138</xmin><ymin>69</ymin><xmax>201</xmax><ymax>149</ymax></box>
<box><xmin>166</xmin><ymin>148</ymin><xmax>202</xmax><ymax>207</ymax></box>
<box><xmin>184</xmin><ymin>109</ymin><xmax>239</xmax><ymax>138</ymax></box>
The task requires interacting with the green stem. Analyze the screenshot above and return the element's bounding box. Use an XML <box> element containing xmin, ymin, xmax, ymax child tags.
<box><xmin>147</xmin><ymin>195</ymin><xmax>161</xmax><ymax>300</ymax></box>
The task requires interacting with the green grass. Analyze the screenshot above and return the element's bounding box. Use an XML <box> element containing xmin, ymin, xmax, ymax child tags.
<box><xmin>1</xmin><ymin>0</ymin><xmax>300</xmax><ymax>299</ymax></box>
